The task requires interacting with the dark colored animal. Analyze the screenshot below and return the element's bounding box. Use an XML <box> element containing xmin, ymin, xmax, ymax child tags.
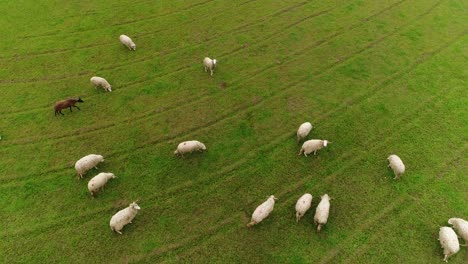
<box><xmin>54</xmin><ymin>97</ymin><xmax>84</xmax><ymax>116</ymax></box>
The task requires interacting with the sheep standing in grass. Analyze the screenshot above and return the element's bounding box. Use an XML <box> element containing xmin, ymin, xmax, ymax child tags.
<box><xmin>314</xmin><ymin>194</ymin><xmax>330</xmax><ymax>231</ymax></box>
<box><xmin>87</xmin><ymin>172</ymin><xmax>116</xmax><ymax>197</ymax></box>
<box><xmin>295</xmin><ymin>193</ymin><xmax>313</xmax><ymax>222</ymax></box>
<box><xmin>439</xmin><ymin>226</ymin><xmax>460</xmax><ymax>262</ymax></box>
<box><xmin>298</xmin><ymin>139</ymin><xmax>330</xmax><ymax>157</ymax></box>
<box><xmin>296</xmin><ymin>122</ymin><xmax>313</xmax><ymax>143</ymax></box>
<box><xmin>75</xmin><ymin>154</ymin><xmax>104</xmax><ymax>179</ymax></box>
<box><xmin>247</xmin><ymin>195</ymin><xmax>277</xmax><ymax>227</ymax></box>
<box><xmin>119</xmin><ymin>34</ymin><xmax>136</xmax><ymax>50</ymax></box>
<box><xmin>110</xmin><ymin>202</ymin><xmax>141</xmax><ymax>234</ymax></box>
<box><xmin>448</xmin><ymin>218</ymin><xmax>468</xmax><ymax>246</ymax></box>
<box><xmin>174</xmin><ymin>140</ymin><xmax>206</xmax><ymax>156</ymax></box>
<box><xmin>203</xmin><ymin>57</ymin><xmax>217</xmax><ymax>76</ymax></box>
<box><xmin>387</xmin><ymin>154</ymin><xmax>405</xmax><ymax>179</ymax></box>
<box><xmin>90</xmin><ymin>76</ymin><xmax>112</xmax><ymax>92</ymax></box>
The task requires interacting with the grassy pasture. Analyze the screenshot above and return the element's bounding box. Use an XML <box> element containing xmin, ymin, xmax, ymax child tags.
<box><xmin>0</xmin><ymin>0</ymin><xmax>467</xmax><ymax>263</ymax></box>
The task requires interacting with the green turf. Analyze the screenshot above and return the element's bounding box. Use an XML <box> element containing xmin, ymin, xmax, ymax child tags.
<box><xmin>0</xmin><ymin>0</ymin><xmax>467</xmax><ymax>263</ymax></box>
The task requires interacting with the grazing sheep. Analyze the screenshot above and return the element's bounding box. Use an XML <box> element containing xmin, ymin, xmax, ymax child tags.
<box><xmin>87</xmin><ymin>172</ymin><xmax>117</xmax><ymax>197</ymax></box>
<box><xmin>203</xmin><ymin>57</ymin><xmax>217</xmax><ymax>76</ymax></box>
<box><xmin>296</xmin><ymin>122</ymin><xmax>313</xmax><ymax>143</ymax></box>
<box><xmin>314</xmin><ymin>194</ymin><xmax>330</xmax><ymax>231</ymax></box>
<box><xmin>439</xmin><ymin>226</ymin><xmax>460</xmax><ymax>262</ymax></box>
<box><xmin>387</xmin><ymin>154</ymin><xmax>405</xmax><ymax>180</ymax></box>
<box><xmin>298</xmin><ymin>139</ymin><xmax>330</xmax><ymax>157</ymax></box>
<box><xmin>174</xmin><ymin>140</ymin><xmax>206</xmax><ymax>156</ymax></box>
<box><xmin>295</xmin><ymin>193</ymin><xmax>313</xmax><ymax>222</ymax></box>
<box><xmin>119</xmin><ymin>34</ymin><xmax>136</xmax><ymax>50</ymax></box>
<box><xmin>110</xmin><ymin>202</ymin><xmax>141</xmax><ymax>234</ymax></box>
<box><xmin>90</xmin><ymin>76</ymin><xmax>112</xmax><ymax>92</ymax></box>
<box><xmin>448</xmin><ymin>218</ymin><xmax>468</xmax><ymax>246</ymax></box>
<box><xmin>247</xmin><ymin>195</ymin><xmax>277</xmax><ymax>227</ymax></box>
<box><xmin>75</xmin><ymin>154</ymin><xmax>104</xmax><ymax>179</ymax></box>
<box><xmin>54</xmin><ymin>97</ymin><xmax>83</xmax><ymax>116</ymax></box>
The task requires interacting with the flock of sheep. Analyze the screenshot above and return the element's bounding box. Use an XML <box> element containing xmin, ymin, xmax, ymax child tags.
<box><xmin>57</xmin><ymin>34</ymin><xmax>466</xmax><ymax>262</ymax></box>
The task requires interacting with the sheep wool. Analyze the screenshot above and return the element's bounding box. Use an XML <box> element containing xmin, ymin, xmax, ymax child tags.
<box><xmin>448</xmin><ymin>218</ymin><xmax>468</xmax><ymax>246</ymax></box>
<box><xmin>439</xmin><ymin>226</ymin><xmax>460</xmax><ymax>262</ymax></box>
<box><xmin>203</xmin><ymin>57</ymin><xmax>217</xmax><ymax>76</ymax></box>
<box><xmin>87</xmin><ymin>172</ymin><xmax>117</xmax><ymax>197</ymax></box>
<box><xmin>296</xmin><ymin>122</ymin><xmax>313</xmax><ymax>143</ymax></box>
<box><xmin>90</xmin><ymin>76</ymin><xmax>112</xmax><ymax>92</ymax></box>
<box><xmin>314</xmin><ymin>194</ymin><xmax>330</xmax><ymax>231</ymax></box>
<box><xmin>295</xmin><ymin>193</ymin><xmax>313</xmax><ymax>222</ymax></box>
<box><xmin>119</xmin><ymin>34</ymin><xmax>136</xmax><ymax>50</ymax></box>
<box><xmin>174</xmin><ymin>140</ymin><xmax>206</xmax><ymax>156</ymax></box>
<box><xmin>75</xmin><ymin>154</ymin><xmax>104</xmax><ymax>179</ymax></box>
<box><xmin>247</xmin><ymin>195</ymin><xmax>277</xmax><ymax>227</ymax></box>
<box><xmin>110</xmin><ymin>202</ymin><xmax>141</xmax><ymax>234</ymax></box>
<box><xmin>298</xmin><ymin>139</ymin><xmax>330</xmax><ymax>157</ymax></box>
<box><xmin>387</xmin><ymin>154</ymin><xmax>405</xmax><ymax>179</ymax></box>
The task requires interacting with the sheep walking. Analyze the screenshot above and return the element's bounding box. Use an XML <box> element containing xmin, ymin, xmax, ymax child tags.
<box><xmin>54</xmin><ymin>97</ymin><xmax>83</xmax><ymax>116</ymax></box>
<box><xmin>298</xmin><ymin>139</ymin><xmax>330</xmax><ymax>157</ymax></box>
<box><xmin>387</xmin><ymin>154</ymin><xmax>405</xmax><ymax>179</ymax></box>
<box><xmin>110</xmin><ymin>202</ymin><xmax>141</xmax><ymax>234</ymax></box>
<box><xmin>247</xmin><ymin>195</ymin><xmax>277</xmax><ymax>227</ymax></box>
<box><xmin>174</xmin><ymin>140</ymin><xmax>206</xmax><ymax>156</ymax></box>
<box><xmin>90</xmin><ymin>76</ymin><xmax>112</xmax><ymax>92</ymax></box>
<box><xmin>439</xmin><ymin>226</ymin><xmax>460</xmax><ymax>262</ymax></box>
<box><xmin>295</xmin><ymin>193</ymin><xmax>313</xmax><ymax>222</ymax></box>
<box><xmin>75</xmin><ymin>154</ymin><xmax>104</xmax><ymax>179</ymax></box>
<box><xmin>87</xmin><ymin>172</ymin><xmax>117</xmax><ymax>197</ymax></box>
<box><xmin>203</xmin><ymin>57</ymin><xmax>217</xmax><ymax>76</ymax></box>
<box><xmin>314</xmin><ymin>194</ymin><xmax>330</xmax><ymax>231</ymax></box>
<box><xmin>119</xmin><ymin>34</ymin><xmax>136</xmax><ymax>50</ymax></box>
<box><xmin>296</xmin><ymin>122</ymin><xmax>313</xmax><ymax>143</ymax></box>
<box><xmin>448</xmin><ymin>218</ymin><xmax>468</xmax><ymax>246</ymax></box>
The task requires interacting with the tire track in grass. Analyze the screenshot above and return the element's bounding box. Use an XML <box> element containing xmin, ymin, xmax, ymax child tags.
<box><xmin>322</xmin><ymin>146</ymin><xmax>467</xmax><ymax>263</ymax></box>
<box><xmin>0</xmin><ymin>0</ymin><xmax>420</xmax><ymax>148</ymax></box>
<box><xmin>0</xmin><ymin>10</ymin><xmax>461</xmax><ymax>186</ymax></box>
<box><xmin>0</xmin><ymin>3</ymin><xmax>334</xmax><ymax>84</ymax></box>
<box><xmin>18</xmin><ymin>0</ymin><xmax>218</xmax><ymax>40</ymax></box>
<box><xmin>0</xmin><ymin>0</ymin><xmax>291</xmax><ymax>60</ymax></box>
<box><xmin>0</xmin><ymin>0</ymin><xmax>404</xmax><ymax>119</ymax></box>
<box><xmin>156</xmin><ymin>85</ymin><xmax>465</xmax><ymax>260</ymax></box>
<box><xmin>1</xmin><ymin>87</ymin><xmax>459</xmax><ymax>241</ymax></box>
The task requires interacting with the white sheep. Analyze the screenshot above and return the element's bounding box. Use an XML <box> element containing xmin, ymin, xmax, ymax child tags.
<box><xmin>119</xmin><ymin>34</ymin><xmax>136</xmax><ymax>51</ymax></box>
<box><xmin>110</xmin><ymin>201</ymin><xmax>141</xmax><ymax>234</ymax></box>
<box><xmin>87</xmin><ymin>172</ymin><xmax>117</xmax><ymax>197</ymax></box>
<box><xmin>439</xmin><ymin>226</ymin><xmax>460</xmax><ymax>262</ymax></box>
<box><xmin>247</xmin><ymin>195</ymin><xmax>277</xmax><ymax>227</ymax></box>
<box><xmin>387</xmin><ymin>154</ymin><xmax>405</xmax><ymax>179</ymax></box>
<box><xmin>295</xmin><ymin>193</ymin><xmax>313</xmax><ymax>222</ymax></box>
<box><xmin>203</xmin><ymin>57</ymin><xmax>217</xmax><ymax>76</ymax></box>
<box><xmin>75</xmin><ymin>154</ymin><xmax>104</xmax><ymax>179</ymax></box>
<box><xmin>448</xmin><ymin>218</ymin><xmax>468</xmax><ymax>246</ymax></box>
<box><xmin>296</xmin><ymin>122</ymin><xmax>313</xmax><ymax>143</ymax></box>
<box><xmin>298</xmin><ymin>139</ymin><xmax>330</xmax><ymax>157</ymax></box>
<box><xmin>174</xmin><ymin>140</ymin><xmax>206</xmax><ymax>156</ymax></box>
<box><xmin>314</xmin><ymin>194</ymin><xmax>330</xmax><ymax>231</ymax></box>
<box><xmin>90</xmin><ymin>76</ymin><xmax>112</xmax><ymax>92</ymax></box>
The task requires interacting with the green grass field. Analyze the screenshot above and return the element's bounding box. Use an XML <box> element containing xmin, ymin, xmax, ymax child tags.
<box><xmin>0</xmin><ymin>0</ymin><xmax>467</xmax><ymax>263</ymax></box>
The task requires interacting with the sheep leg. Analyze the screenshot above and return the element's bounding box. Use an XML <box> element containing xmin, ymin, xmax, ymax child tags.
<box><xmin>74</xmin><ymin>105</ymin><xmax>81</xmax><ymax>111</ymax></box>
<box><xmin>210</xmin><ymin>70</ymin><xmax>214</xmax><ymax>76</ymax></box>
<box><xmin>69</xmin><ymin>106</ymin><xmax>73</xmax><ymax>112</ymax></box>
<box><xmin>95</xmin><ymin>166</ymin><xmax>98</xmax><ymax>169</ymax></box>
<box><xmin>443</xmin><ymin>255</ymin><xmax>448</xmax><ymax>262</ymax></box>
<box><xmin>59</xmin><ymin>110</ymin><xmax>64</xmax><ymax>116</ymax></box>
<box><xmin>116</xmin><ymin>230</ymin><xmax>123</xmax><ymax>235</ymax></box>
<box><xmin>314</xmin><ymin>151</ymin><xmax>317</xmax><ymax>155</ymax></box>
<box><xmin>204</xmin><ymin>66</ymin><xmax>208</xmax><ymax>72</ymax></box>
